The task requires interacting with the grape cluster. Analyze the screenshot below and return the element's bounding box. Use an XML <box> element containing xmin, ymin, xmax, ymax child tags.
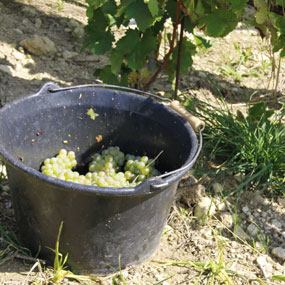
<box><xmin>41</xmin><ymin>146</ymin><xmax>161</xmax><ymax>188</ymax></box>
<box><xmin>124</xmin><ymin>154</ymin><xmax>161</xmax><ymax>183</ymax></box>
<box><xmin>41</xmin><ymin>149</ymin><xmax>91</xmax><ymax>185</ymax></box>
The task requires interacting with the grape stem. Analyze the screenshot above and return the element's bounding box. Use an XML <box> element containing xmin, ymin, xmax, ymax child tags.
<box><xmin>132</xmin><ymin>150</ymin><xmax>164</xmax><ymax>184</ymax></box>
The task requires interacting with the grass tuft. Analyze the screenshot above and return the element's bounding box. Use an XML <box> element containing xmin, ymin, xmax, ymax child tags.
<box><xmin>183</xmin><ymin>97</ymin><xmax>285</xmax><ymax>197</ymax></box>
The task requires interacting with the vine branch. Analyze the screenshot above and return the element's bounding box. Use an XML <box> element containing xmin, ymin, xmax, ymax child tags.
<box><xmin>143</xmin><ymin>1</ymin><xmax>181</xmax><ymax>91</ymax></box>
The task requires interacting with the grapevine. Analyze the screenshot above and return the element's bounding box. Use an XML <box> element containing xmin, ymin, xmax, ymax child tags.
<box><xmin>83</xmin><ymin>0</ymin><xmax>285</xmax><ymax>95</ymax></box>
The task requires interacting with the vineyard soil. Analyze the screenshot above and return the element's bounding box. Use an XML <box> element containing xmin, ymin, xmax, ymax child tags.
<box><xmin>0</xmin><ymin>0</ymin><xmax>284</xmax><ymax>284</ymax></box>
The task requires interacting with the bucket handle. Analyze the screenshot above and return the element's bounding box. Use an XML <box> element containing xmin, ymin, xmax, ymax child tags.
<box><xmin>47</xmin><ymin>83</ymin><xmax>205</xmax><ymax>132</ymax></box>
<box><xmin>149</xmin><ymin>128</ymin><xmax>203</xmax><ymax>191</ymax></box>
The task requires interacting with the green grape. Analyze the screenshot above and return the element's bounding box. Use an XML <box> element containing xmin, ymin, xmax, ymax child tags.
<box><xmin>41</xmin><ymin>147</ymin><xmax>161</xmax><ymax>188</ymax></box>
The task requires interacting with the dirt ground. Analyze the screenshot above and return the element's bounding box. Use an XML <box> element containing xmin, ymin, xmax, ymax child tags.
<box><xmin>0</xmin><ymin>0</ymin><xmax>284</xmax><ymax>284</ymax></box>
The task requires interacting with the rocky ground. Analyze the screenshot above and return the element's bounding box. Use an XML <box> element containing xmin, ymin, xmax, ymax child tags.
<box><xmin>0</xmin><ymin>0</ymin><xmax>284</xmax><ymax>284</ymax></box>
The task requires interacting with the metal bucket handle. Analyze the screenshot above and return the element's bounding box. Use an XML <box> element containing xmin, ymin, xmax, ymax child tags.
<box><xmin>43</xmin><ymin>82</ymin><xmax>203</xmax><ymax>192</ymax></box>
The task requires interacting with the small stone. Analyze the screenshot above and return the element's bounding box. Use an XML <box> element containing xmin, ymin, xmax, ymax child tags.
<box><xmin>256</xmin><ymin>256</ymin><xmax>270</xmax><ymax>278</ymax></box>
<box><xmin>64</xmin><ymin>27</ymin><xmax>72</xmax><ymax>33</ymax></box>
<box><xmin>278</xmin><ymin>197</ymin><xmax>285</xmax><ymax>207</ymax></box>
<box><xmin>272</xmin><ymin>247</ymin><xmax>285</xmax><ymax>261</ymax></box>
<box><xmin>198</xmin><ymin>71</ymin><xmax>207</xmax><ymax>78</ymax></box>
<box><xmin>62</xmin><ymin>50</ymin><xmax>77</xmax><ymax>60</ymax></box>
<box><xmin>194</xmin><ymin>196</ymin><xmax>216</xmax><ymax>219</ymax></box>
<box><xmin>22</xmin><ymin>18</ymin><xmax>31</xmax><ymax>26</ymax></box>
<box><xmin>250</xmin><ymin>192</ymin><xmax>267</xmax><ymax>207</ymax></box>
<box><xmin>14</xmin><ymin>28</ymin><xmax>23</xmax><ymax>35</ymax></box>
<box><xmin>67</xmin><ymin>19</ymin><xmax>79</xmax><ymax>29</ymax></box>
<box><xmin>271</xmin><ymin>219</ymin><xmax>282</xmax><ymax>229</ymax></box>
<box><xmin>20</xmin><ymin>34</ymin><xmax>57</xmax><ymax>55</ymax></box>
<box><xmin>216</xmin><ymin>201</ymin><xmax>226</xmax><ymax>211</ymax></box>
<box><xmin>0</xmin><ymin>65</ymin><xmax>13</xmax><ymax>75</ymax></box>
<box><xmin>22</xmin><ymin>6</ymin><xmax>37</xmax><ymax>16</ymax></box>
<box><xmin>72</xmin><ymin>26</ymin><xmax>84</xmax><ymax>39</ymax></box>
<box><xmin>242</xmin><ymin>206</ymin><xmax>250</xmax><ymax>213</ymax></box>
<box><xmin>35</xmin><ymin>18</ymin><xmax>42</xmax><ymax>29</ymax></box>
<box><xmin>247</xmin><ymin>223</ymin><xmax>259</xmax><ymax>236</ymax></box>
<box><xmin>212</xmin><ymin>182</ymin><xmax>223</xmax><ymax>194</ymax></box>
<box><xmin>234</xmin><ymin>225</ymin><xmax>250</xmax><ymax>240</ymax></box>
<box><xmin>219</xmin><ymin>212</ymin><xmax>233</xmax><ymax>228</ymax></box>
<box><xmin>281</xmin><ymin>232</ymin><xmax>285</xmax><ymax>239</ymax></box>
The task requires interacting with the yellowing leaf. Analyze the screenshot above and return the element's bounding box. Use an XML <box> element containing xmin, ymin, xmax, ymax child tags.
<box><xmin>87</xmin><ymin>108</ymin><xmax>99</xmax><ymax>120</ymax></box>
<box><xmin>255</xmin><ymin>7</ymin><xmax>268</xmax><ymax>24</ymax></box>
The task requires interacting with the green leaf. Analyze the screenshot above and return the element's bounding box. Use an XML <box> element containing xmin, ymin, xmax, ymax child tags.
<box><xmin>97</xmin><ymin>66</ymin><xmax>120</xmax><ymax>85</ymax></box>
<box><xmin>125</xmin><ymin>0</ymin><xmax>159</xmax><ymax>32</ymax></box>
<box><xmin>272</xmin><ymin>275</ymin><xmax>285</xmax><ymax>281</ymax></box>
<box><xmin>116</xmin><ymin>29</ymin><xmax>141</xmax><ymax>53</ymax></box>
<box><xmin>253</xmin><ymin>0</ymin><xmax>267</xmax><ymax>9</ymax></box>
<box><xmin>165</xmin><ymin>37</ymin><xmax>196</xmax><ymax>81</ymax></box>
<box><xmin>87</xmin><ymin>108</ymin><xmax>99</xmax><ymax>120</ymax></box>
<box><xmin>85</xmin><ymin>0</ymin><xmax>107</xmax><ymax>10</ymax></box>
<box><xmin>147</xmin><ymin>0</ymin><xmax>159</xmax><ymax>17</ymax></box>
<box><xmin>110</xmin><ymin>51</ymin><xmax>124</xmax><ymax>74</ymax></box>
<box><xmin>199</xmin><ymin>8</ymin><xmax>238</xmax><ymax>37</ymax></box>
<box><xmin>126</xmin><ymin>29</ymin><xmax>156</xmax><ymax>70</ymax></box>
<box><xmin>115</xmin><ymin>0</ymin><xmax>135</xmax><ymax>18</ymax></box>
<box><xmin>255</xmin><ymin>7</ymin><xmax>268</xmax><ymax>24</ymax></box>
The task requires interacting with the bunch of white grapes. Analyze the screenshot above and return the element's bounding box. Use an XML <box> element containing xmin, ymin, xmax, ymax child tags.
<box><xmin>41</xmin><ymin>146</ymin><xmax>161</xmax><ymax>188</ymax></box>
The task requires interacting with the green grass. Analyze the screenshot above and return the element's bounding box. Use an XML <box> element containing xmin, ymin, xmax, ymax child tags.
<box><xmin>183</xmin><ymin>97</ymin><xmax>285</xmax><ymax>197</ymax></box>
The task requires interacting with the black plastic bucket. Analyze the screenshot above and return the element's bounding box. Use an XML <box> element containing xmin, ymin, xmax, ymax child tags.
<box><xmin>0</xmin><ymin>83</ymin><xmax>202</xmax><ymax>274</ymax></box>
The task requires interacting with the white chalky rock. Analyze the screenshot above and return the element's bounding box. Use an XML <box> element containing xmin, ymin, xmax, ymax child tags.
<box><xmin>0</xmin><ymin>64</ymin><xmax>13</xmax><ymax>75</ymax></box>
<box><xmin>194</xmin><ymin>196</ymin><xmax>216</xmax><ymax>219</ymax></box>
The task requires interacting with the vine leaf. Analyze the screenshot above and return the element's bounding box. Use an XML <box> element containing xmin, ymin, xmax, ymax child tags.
<box><xmin>125</xmin><ymin>0</ymin><xmax>160</xmax><ymax>32</ymax></box>
<box><xmin>199</xmin><ymin>8</ymin><xmax>238</xmax><ymax>37</ymax></box>
<box><xmin>165</xmin><ymin>37</ymin><xmax>196</xmax><ymax>81</ymax></box>
<box><xmin>83</xmin><ymin>9</ymin><xmax>114</xmax><ymax>54</ymax></box>
<box><xmin>255</xmin><ymin>7</ymin><xmax>268</xmax><ymax>24</ymax></box>
<box><xmin>146</xmin><ymin>0</ymin><xmax>159</xmax><ymax>17</ymax></box>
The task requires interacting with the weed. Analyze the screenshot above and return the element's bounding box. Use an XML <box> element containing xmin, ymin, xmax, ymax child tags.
<box><xmin>219</xmin><ymin>43</ymin><xmax>259</xmax><ymax>81</ymax></box>
<box><xmin>183</xmin><ymin>96</ymin><xmax>285</xmax><ymax>197</ymax></box>
<box><xmin>47</xmin><ymin>221</ymin><xmax>101</xmax><ymax>284</ymax></box>
<box><xmin>56</xmin><ymin>0</ymin><xmax>65</xmax><ymax>11</ymax></box>
<box><xmin>154</xmin><ymin>236</ymin><xmax>241</xmax><ymax>284</ymax></box>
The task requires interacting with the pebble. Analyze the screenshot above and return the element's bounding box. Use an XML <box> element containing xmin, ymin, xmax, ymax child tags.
<box><xmin>282</xmin><ymin>232</ymin><xmax>285</xmax><ymax>239</ymax></box>
<box><xmin>194</xmin><ymin>196</ymin><xmax>216</xmax><ymax>219</ymax></box>
<box><xmin>35</xmin><ymin>18</ymin><xmax>42</xmax><ymax>29</ymax></box>
<box><xmin>22</xmin><ymin>6</ymin><xmax>37</xmax><ymax>16</ymax></box>
<box><xmin>62</xmin><ymin>50</ymin><xmax>77</xmax><ymax>60</ymax></box>
<box><xmin>0</xmin><ymin>64</ymin><xmax>13</xmax><ymax>75</ymax></box>
<box><xmin>14</xmin><ymin>28</ymin><xmax>23</xmax><ymax>35</ymax></box>
<box><xmin>242</xmin><ymin>206</ymin><xmax>249</xmax><ymax>213</ymax></box>
<box><xmin>20</xmin><ymin>34</ymin><xmax>57</xmax><ymax>55</ymax></box>
<box><xmin>256</xmin><ymin>256</ymin><xmax>270</xmax><ymax>278</ymax></box>
<box><xmin>278</xmin><ymin>197</ymin><xmax>285</xmax><ymax>207</ymax></box>
<box><xmin>212</xmin><ymin>182</ymin><xmax>223</xmax><ymax>194</ymax></box>
<box><xmin>219</xmin><ymin>212</ymin><xmax>234</xmax><ymax>228</ymax></box>
<box><xmin>272</xmin><ymin>247</ymin><xmax>285</xmax><ymax>261</ymax></box>
<box><xmin>234</xmin><ymin>225</ymin><xmax>250</xmax><ymax>240</ymax></box>
<box><xmin>22</xmin><ymin>18</ymin><xmax>31</xmax><ymax>26</ymax></box>
<box><xmin>247</xmin><ymin>223</ymin><xmax>259</xmax><ymax>236</ymax></box>
<box><xmin>271</xmin><ymin>219</ymin><xmax>282</xmax><ymax>229</ymax></box>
